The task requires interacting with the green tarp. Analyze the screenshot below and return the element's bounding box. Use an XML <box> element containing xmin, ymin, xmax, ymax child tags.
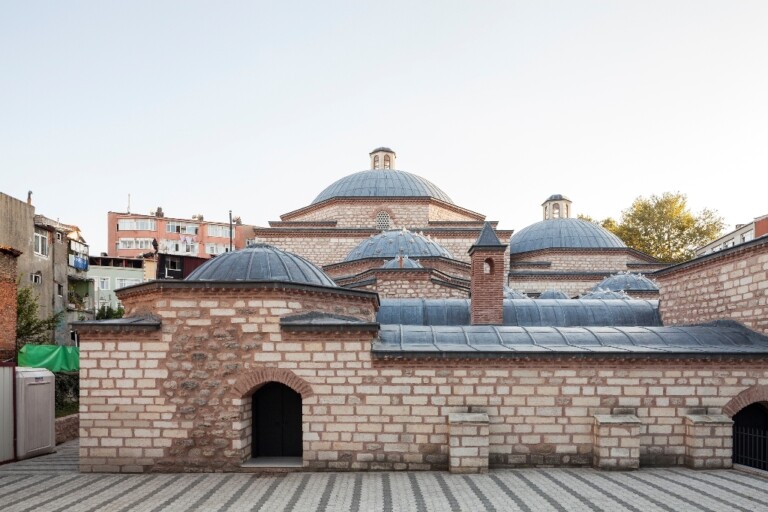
<box><xmin>18</xmin><ymin>345</ymin><xmax>79</xmax><ymax>372</ymax></box>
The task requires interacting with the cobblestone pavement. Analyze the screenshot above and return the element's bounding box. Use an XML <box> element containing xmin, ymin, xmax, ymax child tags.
<box><xmin>1</xmin><ymin>441</ymin><xmax>767</xmax><ymax>511</ymax></box>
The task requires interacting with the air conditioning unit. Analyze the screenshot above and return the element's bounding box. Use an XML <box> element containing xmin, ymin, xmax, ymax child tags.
<box><xmin>16</xmin><ymin>367</ymin><xmax>55</xmax><ymax>460</ymax></box>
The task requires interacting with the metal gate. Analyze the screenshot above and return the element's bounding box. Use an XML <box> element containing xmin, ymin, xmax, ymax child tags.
<box><xmin>733</xmin><ymin>426</ymin><xmax>768</xmax><ymax>471</ymax></box>
<box><xmin>733</xmin><ymin>403</ymin><xmax>768</xmax><ymax>471</ymax></box>
<box><xmin>0</xmin><ymin>362</ymin><xmax>16</xmax><ymax>463</ymax></box>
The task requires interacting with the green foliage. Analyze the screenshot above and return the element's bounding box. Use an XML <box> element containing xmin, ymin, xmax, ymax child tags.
<box><xmin>55</xmin><ymin>372</ymin><xmax>79</xmax><ymax>417</ymax></box>
<box><xmin>16</xmin><ymin>285</ymin><xmax>63</xmax><ymax>350</ymax></box>
<box><xmin>96</xmin><ymin>304</ymin><xmax>125</xmax><ymax>320</ymax></box>
<box><xmin>582</xmin><ymin>192</ymin><xmax>725</xmax><ymax>263</ymax></box>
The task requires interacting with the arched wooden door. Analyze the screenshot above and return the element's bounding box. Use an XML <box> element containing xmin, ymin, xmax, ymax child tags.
<box><xmin>252</xmin><ymin>382</ymin><xmax>302</xmax><ymax>458</ymax></box>
<box><xmin>732</xmin><ymin>402</ymin><xmax>768</xmax><ymax>470</ymax></box>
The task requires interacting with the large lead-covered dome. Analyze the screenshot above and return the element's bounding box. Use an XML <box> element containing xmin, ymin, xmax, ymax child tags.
<box><xmin>510</xmin><ymin>219</ymin><xmax>626</xmax><ymax>254</ymax></box>
<box><xmin>186</xmin><ymin>244</ymin><xmax>337</xmax><ymax>287</ymax></box>
<box><xmin>346</xmin><ymin>229</ymin><xmax>453</xmax><ymax>262</ymax></box>
<box><xmin>312</xmin><ymin>169</ymin><xmax>454</xmax><ymax>205</ymax></box>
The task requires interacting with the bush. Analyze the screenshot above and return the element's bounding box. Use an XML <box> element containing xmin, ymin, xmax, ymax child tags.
<box><xmin>55</xmin><ymin>372</ymin><xmax>79</xmax><ymax>417</ymax></box>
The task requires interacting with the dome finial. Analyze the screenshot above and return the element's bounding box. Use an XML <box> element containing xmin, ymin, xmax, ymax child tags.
<box><xmin>369</xmin><ymin>147</ymin><xmax>396</xmax><ymax>170</ymax></box>
<box><xmin>542</xmin><ymin>194</ymin><xmax>573</xmax><ymax>220</ymax></box>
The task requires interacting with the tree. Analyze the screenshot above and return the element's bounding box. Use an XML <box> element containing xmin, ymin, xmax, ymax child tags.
<box><xmin>582</xmin><ymin>192</ymin><xmax>724</xmax><ymax>263</ymax></box>
<box><xmin>96</xmin><ymin>304</ymin><xmax>124</xmax><ymax>320</ymax></box>
<box><xmin>16</xmin><ymin>285</ymin><xmax>63</xmax><ymax>351</ymax></box>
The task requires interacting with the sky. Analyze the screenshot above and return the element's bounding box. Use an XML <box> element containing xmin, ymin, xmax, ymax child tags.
<box><xmin>2</xmin><ymin>1</ymin><xmax>767</xmax><ymax>255</ymax></box>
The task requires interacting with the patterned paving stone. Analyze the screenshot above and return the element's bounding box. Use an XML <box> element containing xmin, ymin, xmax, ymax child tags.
<box><xmin>1</xmin><ymin>443</ymin><xmax>767</xmax><ymax>511</ymax></box>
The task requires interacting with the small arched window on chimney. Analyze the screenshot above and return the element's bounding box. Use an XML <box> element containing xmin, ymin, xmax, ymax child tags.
<box><xmin>553</xmin><ymin>203</ymin><xmax>561</xmax><ymax>218</ymax></box>
<box><xmin>375</xmin><ymin>211</ymin><xmax>391</xmax><ymax>231</ymax></box>
<box><xmin>383</xmin><ymin>154</ymin><xmax>391</xmax><ymax>169</ymax></box>
<box><xmin>373</xmin><ymin>155</ymin><xmax>380</xmax><ymax>169</ymax></box>
<box><xmin>483</xmin><ymin>258</ymin><xmax>494</xmax><ymax>274</ymax></box>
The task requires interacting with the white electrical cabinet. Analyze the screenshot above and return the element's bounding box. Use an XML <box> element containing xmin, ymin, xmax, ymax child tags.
<box><xmin>15</xmin><ymin>367</ymin><xmax>55</xmax><ymax>460</ymax></box>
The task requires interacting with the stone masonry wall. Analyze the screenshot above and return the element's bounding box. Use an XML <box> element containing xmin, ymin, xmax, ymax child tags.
<box><xmin>511</xmin><ymin>250</ymin><xmax>660</xmax><ymax>273</ymax></box>
<box><xmin>508</xmin><ymin>278</ymin><xmax>601</xmax><ymax>298</ymax></box>
<box><xmin>0</xmin><ymin>252</ymin><xmax>18</xmax><ymax>358</ymax></box>
<box><xmin>283</xmin><ymin>200</ymin><xmax>473</xmax><ymax>228</ymax></box>
<box><xmin>252</xmin><ymin>234</ymin><xmax>366</xmax><ymax>268</ymax></box>
<box><xmin>79</xmin><ymin>289</ymin><xmax>768</xmax><ymax>472</ymax></box>
<box><xmin>656</xmin><ymin>239</ymin><xmax>768</xmax><ymax>334</ymax></box>
<box><xmin>361</xmin><ymin>275</ymin><xmax>468</xmax><ymax>299</ymax></box>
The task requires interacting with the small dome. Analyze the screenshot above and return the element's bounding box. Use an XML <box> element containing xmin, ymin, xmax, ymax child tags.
<box><xmin>543</xmin><ymin>194</ymin><xmax>570</xmax><ymax>203</ymax></box>
<box><xmin>580</xmin><ymin>289</ymin><xmax>630</xmax><ymax>300</ymax></box>
<box><xmin>382</xmin><ymin>257</ymin><xmax>424</xmax><ymax>269</ymax></box>
<box><xmin>538</xmin><ymin>289</ymin><xmax>569</xmax><ymax>299</ymax></box>
<box><xmin>510</xmin><ymin>218</ymin><xmax>626</xmax><ymax>254</ymax></box>
<box><xmin>503</xmin><ymin>287</ymin><xmax>529</xmax><ymax>299</ymax></box>
<box><xmin>594</xmin><ymin>272</ymin><xmax>659</xmax><ymax>292</ymax></box>
<box><xmin>185</xmin><ymin>244</ymin><xmax>337</xmax><ymax>287</ymax></box>
<box><xmin>345</xmin><ymin>229</ymin><xmax>453</xmax><ymax>262</ymax></box>
<box><xmin>312</xmin><ymin>170</ymin><xmax>454</xmax><ymax>205</ymax></box>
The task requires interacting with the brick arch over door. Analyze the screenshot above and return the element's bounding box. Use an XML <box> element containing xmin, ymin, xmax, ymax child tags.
<box><xmin>230</xmin><ymin>368</ymin><xmax>314</xmax><ymax>399</ymax></box>
<box><xmin>723</xmin><ymin>385</ymin><xmax>768</xmax><ymax>417</ymax></box>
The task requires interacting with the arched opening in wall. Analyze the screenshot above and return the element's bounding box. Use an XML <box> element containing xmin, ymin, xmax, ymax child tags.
<box><xmin>252</xmin><ymin>382</ymin><xmax>302</xmax><ymax>459</ymax></box>
<box><xmin>483</xmin><ymin>258</ymin><xmax>494</xmax><ymax>274</ymax></box>
<box><xmin>733</xmin><ymin>402</ymin><xmax>768</xmax><ymax>471</ymax></box>
<box><xmin>373</xmin><ymin>155</ymin><xmax>380</xmax><ymax>169</ymax></box>
<box><xmin>383</xmin><ymin>155</ymin><xmax>391</xmax><ymax>169</ymax></box>
<box><xmin>376</xmin><ymin>211</ymin><xmax>391</xmax><ymax>230</ymax></box>
<box><xmin>544</xmin><ymin>205</ymin><xmax>549</xmax><ymax>219</ymax></box>
<box><xmin>553</xmin><ymin>203</ymin><xmax>561</xmax><ymax>218</ymax></box>
<box><xmin>564</xmin><ymin>204</ymin><xmax>569</xmax><ymax>218</ymax></box>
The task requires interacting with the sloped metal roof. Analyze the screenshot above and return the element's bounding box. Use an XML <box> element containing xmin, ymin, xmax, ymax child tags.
<box><xmin>345</xmin><ymin>230</ymin><xmax>454</xmax><ymax>261</ymax></box>
<box><xmin>376</xmin><ymin>298</ymin><xmax>661</xmax><ymax>327</ymax></box>
<box><xmin>472</xmin><ymin>222</ymin><xmax>505</xmax><ymax>248</ymax></box>
<box><xmin>312</xmin><ymin>169</ymin><xmax>454</xmax><ymax>204</ymax></box>
<box><xmin>185</xmin><ymin>244</ymin><xmax>337</xmax><ymax>287</ymax></box>
<box><xmin>374</xmin><ymin>322</ymin><xmax>768</xmax><ymax>355</ymax></box>
<box><xmin>509</xmin><ymin>219</ymin><xmax>626</xmax><ymax>254</ymax></box>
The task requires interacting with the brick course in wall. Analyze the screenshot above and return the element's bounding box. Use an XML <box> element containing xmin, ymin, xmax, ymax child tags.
<box><xmin>78</xmin><ymin>283</ymin><xmax>768</xmax><ymax>473</ymax></box>
<box><xmin>655</xmin><ymin>237</ymin><xmax>768</xmax><ymax>334</ymax></box>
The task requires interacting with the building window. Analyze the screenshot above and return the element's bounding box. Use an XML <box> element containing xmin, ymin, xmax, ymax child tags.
<box><xmin>166</xmin><ymin>222</ymin><xmax>198</xmax><ymax>235</ymax></box>
<box><xmin>383</xmin><ymin>155</ymin><xmax>391</xmax><ymax>169</ymax></box>
<box><xmin>544</xmin><ymin>205</ymin><xmax>549</xmax><ymax>220</ymax></box>
<box><xmin>34</xmin><ymin>229</ymin><xmax>49</xmax><ymax>256</ymax></box>
<box><xmin>373</xmin><ymin>155</ymin><xmax>380</xmax><ymax>169</ymax></box>
<box><xmin>564</xmin><ymin>204</ymin><xmax>569</xmax><ymax>218</ymax></box>
<box><xmin>375</xmin><ymin>211</ymin><xmax>391</xmax><ymax>231</ymax></box>
<box><xmin>118</xmin><ymin>238</ymin><xmax>135</xmax><ymax>249</ymax></box>
<box><xmin>483</xmin><ymin>258</ymin><xmax>494</xmax><ymax>274</ymax></box>
<box><xmin>30</xmin><ymin>273</ymin><xmax>42</xmax><ymax>284</ymax></box>
<box><xmin>207</xmin><ymin>225</ymin><xmax>232</xmax><ymax>238</ymax></box>
<box><xmin>741</xmin><ymin>231</ymin><xmax>753</xmax><ymax>244</ymax></box>
<box><xmin>56</xmin><ymin>232</ymin><xmax>63</xmax><ymax>242</ymax></box>
<box><xmin>57</xmin><ymin>283</ymin><xmax>64</xmax><ymax>296</ymax></box>
<box><xmin>118</xmin><ymin>218</ymin><xmax>156</xmax><ymax>231</ymax></box>
<box><xmin>552</xmin><ymin>204</ymin><xmax>561</xmax><ymax>218</ymax></box>
<box><xmin>115</xmin><ymin>278</ymin><xmax>141</xmax><ymax>289</ymax></box>
<box><xmin>98</xmin><ymin>277</ymin><xmax>110</xmax><ymax>290</ymax></box>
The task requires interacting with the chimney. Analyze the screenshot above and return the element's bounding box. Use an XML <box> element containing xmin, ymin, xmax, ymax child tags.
<box><xmin>27</xmin><ymin>190</ymin><xmax>32</xmax><ymax>205</ymax></box>
<box><xmin>469</xmin><ymin>222</ymin><xmax>506</xmax><ymax>325</ymax></box>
